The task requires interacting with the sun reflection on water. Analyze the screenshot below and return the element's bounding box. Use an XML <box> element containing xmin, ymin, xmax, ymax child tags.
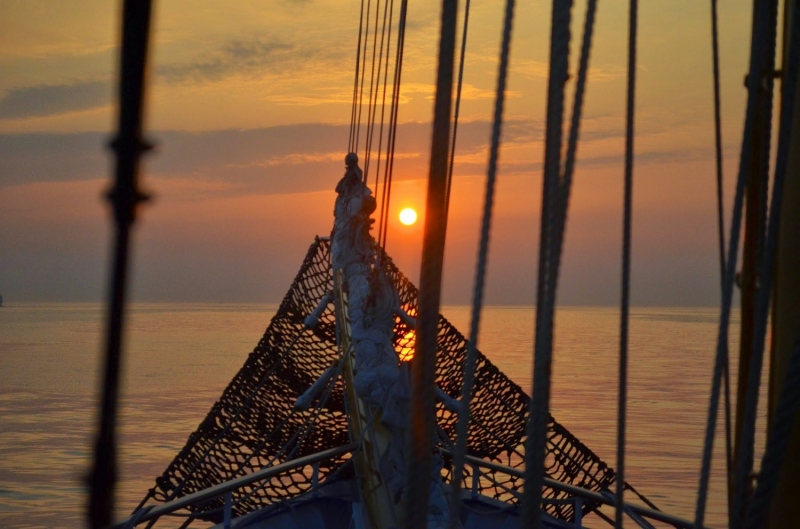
<box><xmin>397</xmin><ymin>330</ymin><xmax>415</xmax><ymax>361</ymax></box>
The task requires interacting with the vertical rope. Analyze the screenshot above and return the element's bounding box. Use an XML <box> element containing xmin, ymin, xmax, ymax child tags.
<box><xmin>520</xmin><ymin>2</ymin><xmax>572</xmax><ymax>527</ymax></box>
<box><xmin>709</xmin><ymin>0</ymin><xmax>735</xmax><ymax>505</ymax></box>
<box><xmin>363</xmin><ymin>0</ymin><xmax>385</xmax><ymax>182</ymax></box>
<box><xmin>403</xmin><ymin>0</ymin><xmax>458</xmax><ymax>527</ymax></box>
<box><xmin>559</xmin><ymin>0</ymin><xmax>597</xmax><ymax>204</ymax></box>
<box><xmin>377</xmin><ymin>0</ymin><xmax>404</xmax><ymax>245</ymax></box>
<box><xmin>443</xmin><ymin>0</ymin><xmax>473</xmax><ymax>229</ymax></box>
<box><xmin>378</xmin><ymin>0</ymin><xmax>405</xmax><ymax>246</ymax></box>
<box><xmin>377</xmin><ymin>17</ymin><xmax>400</xmax><ymax>247</ymax></box>
<box><xmin>615</xmin><ymin>1</ymin><xmax>637</xmax><ymax>526</ymax></box>
<box><xmin>538</xmin><ymin>0</ymin><xmax>598</xmax><ymax>367</ymax></box>
<box><xmin>355</xmin><ymin>0</ymin><xmax>373</xmax><ymax>155</ymax></box>
<box><xmin>349</xmin><ymin>0</ymin><xmax>367</xmax><ymax>152</ymax></box>
<box><xmin>448</xmin><ymin>0</ymin><xmax>515</xmax><ymax>525</ymax></box>
<box><xmin>693</xmin><ymin>0</ymin><xmax>778</xmax><ymax>524</ymax></box>
<box><xmin>373</xmin><ymin>0</ymin><xmax>396</xmax><ymax>194</ymax></box>
<box><xmin>379</xmin><ymin>0</ymin><xmax>408</xmax><ymax>249</ymax></box>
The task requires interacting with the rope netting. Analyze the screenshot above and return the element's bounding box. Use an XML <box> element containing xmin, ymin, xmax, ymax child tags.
<box><xmin>141</xmin><ymin>237</ymin><xmax>634</xmax><ymax>525</ymax></box>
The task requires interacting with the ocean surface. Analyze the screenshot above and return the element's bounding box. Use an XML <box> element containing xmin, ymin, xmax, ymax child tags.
<box><xmin>0</xmin><ymin>302</ymin><xmax>767</xmax><ymax>528</ymax></box>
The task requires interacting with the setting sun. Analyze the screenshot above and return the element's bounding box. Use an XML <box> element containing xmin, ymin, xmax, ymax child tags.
<box><xmin>399</xmin><ymin>208</ymin><xmax>418</xmax><ymax>226</ymax></box>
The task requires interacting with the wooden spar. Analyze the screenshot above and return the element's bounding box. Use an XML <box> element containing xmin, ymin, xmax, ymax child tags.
<box><xmin>767</xmin><ymin>0</ymin><xmax>800</xmax><ymax>524</ymax></box>
<box><xmin>88</xmin><ymin>1</ymin><xmax>153</xmax><ymax>527</ymax></box>
<box><xmin>732</xmin><ymin>0</ymin><xmax>776</xmax><ymax>513</ymax></box>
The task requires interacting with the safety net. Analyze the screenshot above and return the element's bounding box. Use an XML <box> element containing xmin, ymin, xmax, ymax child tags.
<box><xmin>140</xmin><ymin>237</ymin><xmax>643</xmax><ymax>525</ymax></box>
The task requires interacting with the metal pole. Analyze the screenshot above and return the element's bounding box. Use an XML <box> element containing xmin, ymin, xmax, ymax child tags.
<box><xmin>768</xmin><ymin>0</ymin><xmax>800</xmax><ymax>524</ymax></box>
<box><xmin>404</xmin><ymin>0</ymin><xmax>458</xmax><ymax>527</ymax></box>
<box><xmin>224</xmin><ymin>492</ymin><xmax>232</xmax><ymax>529</ymax></box>
<box><xmin>87</xmin><ymin>1</ymin><xmax>153</xmax><ymax>527</ymax></box>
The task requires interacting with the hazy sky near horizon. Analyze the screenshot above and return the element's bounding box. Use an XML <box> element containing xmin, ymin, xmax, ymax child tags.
<box><xmin>0</xmin><ymin>0</ymin><xmax>759</xmax><ymax>305</ymax></box>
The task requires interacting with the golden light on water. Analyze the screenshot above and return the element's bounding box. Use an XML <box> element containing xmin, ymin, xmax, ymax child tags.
<box><xmin>398</xmin><ymin>330</ymin><xmax>415</xmax><ymax>361</ymax></box>
<box><xmin>399</xmin><ymin>208</ymin><xmax>417</xmax><ymax>226</ymax></box>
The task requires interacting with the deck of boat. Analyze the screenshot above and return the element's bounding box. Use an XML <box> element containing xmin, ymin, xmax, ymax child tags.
<box><xmin>212</xmin><ymin>478</ymin><xmax>573</xmax><ymax>529</ymax></box>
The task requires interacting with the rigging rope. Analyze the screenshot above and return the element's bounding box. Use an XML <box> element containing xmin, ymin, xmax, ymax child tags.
<box><xmin>521</xmin><ymin>1</ymin><xmax>573</xmax><ymax>527</ymax></box>
<box><xmin>443</xmin><ymin>0</ymin><xmax>473</xmax><ymax>228</ymax></box>
<box><xmin>448</xmin><ymin>0</ymin><xmax>515</xmax><ymax>525</ymax></box>
<box><xmin>693</xmin><ymin>0</ymin><xmax>779</xmax><ymax>524</ymax></box>
<box><xmin>521</xmin><ymin>0</ymin><xmax>598</xmax><ymax>524</ymax></box>
<box><xmin>403</xmin><ymin>0</ymin><xmax>458</xmax><ymax>526</ymax></box>
<box><xmin>362</xmin><ymin>0</ymin><xmax>385</xmax><ymax>182</ymax></box>
<box><xmin>616</xmin><ymin>1</ymin><xmax>638</xmax><ymax>526</ymax></box>
<box><xmin>354</xmin><ymin>0</ymin><xmax>373</xmax><ymax>156</ymax></box>
<box><xmin>372</xmin><ymin>0</ymin><xmax>396</xmax><ymax>193</ymax></box>
<box><xmin>709</xmin><ymin>0</ymin><xmax>734</xmax><ymax>504</ymax></box>
<box><xmin>744</xmin><ymin>330</ymin><xmax>800</xmax><ymax>528</ymax></box>
<box><xmin>377</xmin><ymin>0</ymin><xmax>408</xmax><ymax>249</ymax></box>
<box><xmin>349</xmin><ymin>0</ymin><xmax>366</xmax><ymax>153</ymax></box>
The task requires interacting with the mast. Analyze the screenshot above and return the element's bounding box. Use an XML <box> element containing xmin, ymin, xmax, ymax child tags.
<box><xmin>767</xmin><ymin>0</ymin><xmax>800</xmax><ymax>524</ymax></box>
<box><xmin>732</xmin><ymin>0</ymin><xmax>777</xmax><ymax>513</ymax></box>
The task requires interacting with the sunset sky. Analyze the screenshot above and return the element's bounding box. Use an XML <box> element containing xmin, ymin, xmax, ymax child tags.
<box><xmin>0</xmin><ymin>0</ymin><xmax>758</xmax><ymax>305</ymax></box>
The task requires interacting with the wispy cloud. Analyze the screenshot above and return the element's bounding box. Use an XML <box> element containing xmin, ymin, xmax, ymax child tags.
<box><xmin>0</xmin><ymin>80</ymin><xmax>110</xmax><ymax>120</ymax></box>
<box><xmin>264</xmin><ymin>92</ymin><xmax>354</xmax><ymax>106</ymax></box>
<box><xmin>158</xmin><ymin>37</ymin><xmax>347</xmax><ymax>84</ymax></box>
<box><xmin>0</xmin><ymin>118</ymin><xmax>724</xmax><ymax>195</ymax></box>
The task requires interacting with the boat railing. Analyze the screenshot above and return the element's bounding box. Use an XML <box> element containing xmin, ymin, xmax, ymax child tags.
<box><xmin>108</xmin><ymin>443</ymin><xmax>358</xmax><ymax>529</ymax></box>
<box><xmin>110</xmin><ymin>441</ymin><xmax>701</xmax><ymax>529</ymax></box>
<box><xmin>440</xmin><ymin>448</ymin><xmax>700</xmax><ymax>529</ymax></box>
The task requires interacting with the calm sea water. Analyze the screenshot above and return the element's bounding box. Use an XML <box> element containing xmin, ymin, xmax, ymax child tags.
<box><xmin>0</xmin><ymin>303</ymin><xmax>765</xmax><ymax>528</ymax></box>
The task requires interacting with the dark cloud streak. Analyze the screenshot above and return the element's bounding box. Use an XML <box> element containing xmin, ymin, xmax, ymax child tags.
<box><xmin>0</xmin><ymin>132</ymin><xmax>108</xmax><ymax>186</ymax></box>
<box><xmin>0</xmin><ymin>119</ymin><xmax>718</xmax><ymax>194</ymax></box>
<box><xmin>158</xmin><ymin>37</ymin><xmax>346</xmax><ymax>83</ymax></box>
<box><xmin>0</xmin><ymin>80</ymin><xmax>111</xmax><ymax>120</ymax></box>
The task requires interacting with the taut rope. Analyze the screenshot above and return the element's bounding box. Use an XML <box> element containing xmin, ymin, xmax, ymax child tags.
<box><xmin>693</xmin><ymin>0</ymin><xmax>779</xmax><ymax>524</ymax></box>
<box><xmin>615</xmin><ymin>0</ymin><xmax>638</xmax><ymax>525</ymax></box>
<box><xmin>521</xmin><ymin>2</ymin><xmax>573</xmax><ymax>526</ymax></box>
<box><xmin>448</xmin><ymin>0</ymin><xmax>516</xmax><ymax>525</ymax></box>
